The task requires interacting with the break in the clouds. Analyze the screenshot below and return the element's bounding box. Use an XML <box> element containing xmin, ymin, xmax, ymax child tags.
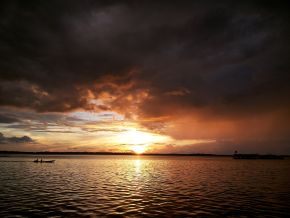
<box><xmin>0</xmin><ymin>0</ymin><xmax>289</xmax><ymax>153</ymax></box>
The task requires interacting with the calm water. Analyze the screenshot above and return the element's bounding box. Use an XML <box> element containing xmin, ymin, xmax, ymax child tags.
<box><xmin>0</xmin><ymin>155</ymin><xmax>289</xmax><ymax>217</ymax></box>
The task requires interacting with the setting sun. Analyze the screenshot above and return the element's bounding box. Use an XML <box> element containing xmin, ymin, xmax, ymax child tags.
<box><xmin>132</xmin><ymin>145</ymin><xmax>146</xmax><ymax>154</ymax></box>
<box><xmin>124</xmin><ymin>129</ymin><xmax>155</xmax><ymax>145</ymax></box>
<box><xmin>115</xmin><ymin>128</ymin><xmax>169</xmax><ymax>147</ymax></box>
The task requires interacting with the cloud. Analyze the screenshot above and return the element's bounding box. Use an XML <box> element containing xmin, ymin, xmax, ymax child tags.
<box><xmin>0</xmin><ymin>114</ymin><xmax>20</xmax><ymax>123</ymax></box>
<box><xmin>0</xmin><ymin>132</ymin><xmax>34</xmax><ymax>144</ymax></box>
<box><xmin>0</xmin><ymin>1</ymin><xmax>289</xmax><ymax>153</ymax></box>
<box><xmin>0</xmin><ymin>0</ymin><xmax>288</xmax><ymax>113</ymax></box>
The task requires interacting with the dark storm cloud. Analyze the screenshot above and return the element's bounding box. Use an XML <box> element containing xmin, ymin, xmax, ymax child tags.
<box><xmin>0</xmin><ymin>108</ymin><xmax>67</xmax><ymax>125</ymax></box>
<box><xmin>0</xmin><ymin>132</ymin><xmax>34</xmax><ymax>144</ymax></box>
<box><xmin>0</xmin><ymin>0</ymin><xmax>289</xmax><ymax>118</ymax></box>
<box><xmin>0</xmin><ymin>108</ymin><xmax>124</xmax><ymax>134</ymax></box>
<box><xmin>0</xmin><ymin>113</ymin><xmax>19</xmax><ymax>123</ymax></box>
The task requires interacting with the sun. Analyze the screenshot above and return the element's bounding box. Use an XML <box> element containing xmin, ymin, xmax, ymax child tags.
<box><xmin>132</xmin><ymin>145</ymin><xmax>146</xmax><ymax>154</ymax></box>
<box><xmin>113</xmin><ymin>127</ymin><xmax>170</xmax><ymax>153</ymax></box>
<box><xmin>117</xmin><ymin>128</ymin><xmax>157</xmax><ymax>145</ymax></box>
<box><xmin>126</xmin><ymin>129</ymin><xmax>155</xmax><ymax>145</ymax></box>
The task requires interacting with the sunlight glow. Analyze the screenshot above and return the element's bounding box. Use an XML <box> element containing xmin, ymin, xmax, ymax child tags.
<box><xmin>117</xmin><ymin>128</ymin><xmax>165</xmax><ymax>146</ymax></box>
<box><xmin>126</xmin><ymin>129</ymin><xmax>154</xmax><ymax>145</ymax></box>
<box><xmin>112</xmin><ymin>128</ymin><xmax>171</xmax><ymax>153</ymax></box>
<box><xmin>132</xmin><ymin>145</ymin><xmax>146</xmax><ymax>154</ymax></box>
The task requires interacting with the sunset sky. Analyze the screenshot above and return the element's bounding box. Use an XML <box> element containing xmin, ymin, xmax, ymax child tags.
<box><xmin>0</xmin><ymin>0</ymin><xmax>289</xmax><ymax>154</ymax></box>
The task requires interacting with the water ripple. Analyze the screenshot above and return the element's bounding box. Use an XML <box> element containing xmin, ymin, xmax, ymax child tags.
<box><xmin>0</xmin><ymin>156</ymin><xmax>289</xmax><ymax>217</ymax></box>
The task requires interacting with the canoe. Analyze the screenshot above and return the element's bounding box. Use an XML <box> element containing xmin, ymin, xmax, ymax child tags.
<box><xmin>33</xmin><ymin>160</ymin><xmax>55</xmax><ymax>163</ymax></box>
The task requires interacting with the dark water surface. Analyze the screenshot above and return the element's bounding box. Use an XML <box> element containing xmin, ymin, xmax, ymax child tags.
<box><xmin>0</xmin><ymin>155</ymin><xmax>289</xmax><ymax>217</ymax></box>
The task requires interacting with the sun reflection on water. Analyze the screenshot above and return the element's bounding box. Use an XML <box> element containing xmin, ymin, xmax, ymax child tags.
<box><xmin>134</xmin><ymin>159</ymin><xmax>142</xmax><ymax>174</ymax></box>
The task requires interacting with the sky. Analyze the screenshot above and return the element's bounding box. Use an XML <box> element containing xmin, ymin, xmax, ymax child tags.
<box><xmin>0</xmin><ymin>0</ymin><xmax>290</xmax><ymax>154</ymax></box>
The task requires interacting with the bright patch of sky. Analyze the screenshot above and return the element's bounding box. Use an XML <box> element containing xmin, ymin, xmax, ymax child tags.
<box><xmin>69</xmin><ymin>111</ymin><xmax>124</xmax><ymax>122</ymax></box>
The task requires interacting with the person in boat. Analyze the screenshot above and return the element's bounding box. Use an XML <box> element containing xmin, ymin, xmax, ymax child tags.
<box><xmin>40</xmin><ymin>158</ymin><xmax>43</xmax><ymax>163</ymax></box>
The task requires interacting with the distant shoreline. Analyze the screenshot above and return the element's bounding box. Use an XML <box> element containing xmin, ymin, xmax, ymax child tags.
<box><xmin>0</xmin><ymin>151</ymin><xmax>289</xmax><ymax>157</ymax></box>
<box><xmin>0</xmin><ymin>151</ymin><xmax>229</xmax><ymax>156</ymax></box>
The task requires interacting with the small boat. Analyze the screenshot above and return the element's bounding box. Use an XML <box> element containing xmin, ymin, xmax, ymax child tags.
<box><xmin>33</xmin><ymin>159</ymin><xmax>55</xmax><ymax>163</ymax></box>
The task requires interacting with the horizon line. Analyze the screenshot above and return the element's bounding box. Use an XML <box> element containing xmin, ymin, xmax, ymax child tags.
<box><xmin>0</xmin><ymin>151</ymin><xmax>289</xmax><ymax>156</ymax></box>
